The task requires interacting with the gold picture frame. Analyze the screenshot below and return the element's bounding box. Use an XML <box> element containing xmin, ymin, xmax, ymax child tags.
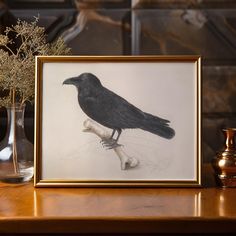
<box><xmin>34</xmin><ymin>56</ymin><xmax>201</xmax><ymax>187</ymax></box>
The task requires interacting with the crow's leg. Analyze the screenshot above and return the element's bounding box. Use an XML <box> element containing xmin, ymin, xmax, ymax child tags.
<box><xmin>110</xmin><ymin>129</ymin><xmax>116</xmax><ymax>139</ymax></box>
<box><xmin>115</xmin><ymin>128</ymin><xmax>122</xmax><ymax>143</ymax></box>
<box><xmin>101</xmin><ymin>128</ymin><xmax>122</xmax><ymax>149</ymax></box>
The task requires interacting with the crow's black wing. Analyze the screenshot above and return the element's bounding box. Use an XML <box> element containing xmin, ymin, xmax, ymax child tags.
<box><xmin>101</xmin><ymin>88</ymin><xmax>175</xmax><ymax>139</ymax></box>
<box><xmin>78</xmin><ymin>86</ymin><xmax>146</xmax><ymax>129</ymax></box>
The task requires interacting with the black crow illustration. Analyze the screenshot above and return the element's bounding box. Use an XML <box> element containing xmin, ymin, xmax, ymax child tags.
<box><xmin>63</xmin><ymin>73</ymin><xmax>175</xmax><ymax>148</ymax></box>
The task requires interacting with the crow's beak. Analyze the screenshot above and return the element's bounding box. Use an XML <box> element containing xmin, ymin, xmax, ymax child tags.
<box><xmin>63</xmin><ymin>77</ymin><xmax>76</xmax><ymax>85</ymax></box>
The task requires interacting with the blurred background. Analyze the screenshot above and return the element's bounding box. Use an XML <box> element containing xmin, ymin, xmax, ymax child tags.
<box><xmin>0</xmin><ymin>0</ymin><xmax>236</xmax><ymax>164</ymax></box>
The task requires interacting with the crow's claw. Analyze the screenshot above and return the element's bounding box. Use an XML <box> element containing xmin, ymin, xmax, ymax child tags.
<box><xmin>101</xmin><ymin>138</ymin><xmax>122</xmax><ymax>149</ymax></box>
<box><xmin>105</xmin><ymin>143</ymin><xmax>122</xmax><ymax>150</ymax></box>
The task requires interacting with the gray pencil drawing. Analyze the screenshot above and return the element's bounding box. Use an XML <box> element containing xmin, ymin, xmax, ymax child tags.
<box><xmin>63</xmin><ymin>73</ymin><xmax>175</xmax><ymax>145</ymax></box>
<box><xmin>63</xmin><ymin>72</ymin><xmax>175</xmax><ymax>169</ymax></box>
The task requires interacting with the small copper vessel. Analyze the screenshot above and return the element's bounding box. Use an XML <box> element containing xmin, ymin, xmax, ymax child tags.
<box><xmin>212</xmin><ymin>128</ymin><xmax>236</xmax><ymax>187</ymax></box>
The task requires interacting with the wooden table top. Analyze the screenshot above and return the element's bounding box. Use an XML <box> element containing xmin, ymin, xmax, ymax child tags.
<box><xmin>0</xmin><ymin>179</ymin><xmax>236</xmax><ymax>234</ymax></box>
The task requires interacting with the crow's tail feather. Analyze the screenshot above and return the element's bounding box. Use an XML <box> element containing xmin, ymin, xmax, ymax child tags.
<box><xmin>141</xmin><ymin>112</ymin><xmax>175</xmax><ymax>139</ymax></box>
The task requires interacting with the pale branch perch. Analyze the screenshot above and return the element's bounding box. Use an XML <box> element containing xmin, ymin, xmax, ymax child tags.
<box><xmin>83</xmin><ymin>119</ymin><xmax>139</xmax><ymax>170</ymax></box>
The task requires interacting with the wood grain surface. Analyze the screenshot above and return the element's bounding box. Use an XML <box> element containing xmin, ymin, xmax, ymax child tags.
<box><xmin>0</xmin><ymin>165</ymin><xmax>236</xmax><ymax>234</ymax></box>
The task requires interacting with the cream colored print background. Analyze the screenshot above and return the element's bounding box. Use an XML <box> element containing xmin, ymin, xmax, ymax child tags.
<box><xmin>41</xmin><ymin>61</ymin><xmax>196</xmax><ymax>181</ymax></box>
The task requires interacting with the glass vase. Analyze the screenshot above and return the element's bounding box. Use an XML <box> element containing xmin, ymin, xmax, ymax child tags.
<box><xmin>0</xmin><ymin>104</ymin><xmax>34</xmax><ymax>183</ymax></box>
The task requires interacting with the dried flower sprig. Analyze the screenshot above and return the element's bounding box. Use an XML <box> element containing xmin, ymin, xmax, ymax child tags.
<box><xmin>0</xmin><ymin>17</ymin><xmax>71</xmax><ymax>107</ymax></box>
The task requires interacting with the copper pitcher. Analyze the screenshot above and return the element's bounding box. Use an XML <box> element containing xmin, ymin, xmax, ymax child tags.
<box><xmin>212</xmin><ymin>128</ymin><xmax>236</xmax><ymax>187</ymax></box>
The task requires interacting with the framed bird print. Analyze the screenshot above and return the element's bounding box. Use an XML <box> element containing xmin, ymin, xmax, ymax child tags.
<box><xmin>34</xmin><ymin>55</ymin><xmax>201</xmax><ymax>187</ymax></box>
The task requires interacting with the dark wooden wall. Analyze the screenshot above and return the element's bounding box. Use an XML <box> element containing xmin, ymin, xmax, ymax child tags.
<box><xmin>1</xmin><ymin>0</ymin><xmax>236</xmax><ymax>163</ymax></box>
